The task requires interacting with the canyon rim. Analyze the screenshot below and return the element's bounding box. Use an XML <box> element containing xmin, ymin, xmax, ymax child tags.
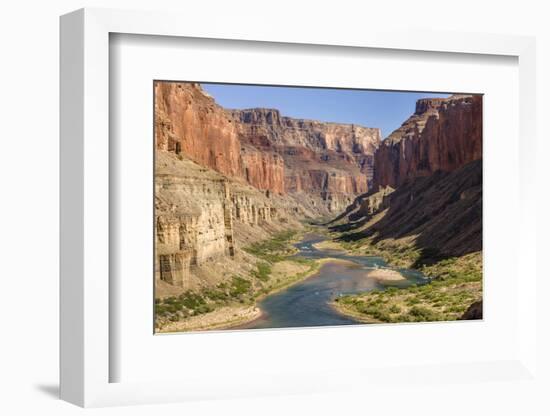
<box><xmin>154</xmin><ymin>81</ymin><xmax>483</xmax><ymax>333</ymax></box>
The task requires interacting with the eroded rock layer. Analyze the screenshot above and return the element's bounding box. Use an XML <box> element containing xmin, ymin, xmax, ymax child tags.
<box><xmin>331</xmin><ymin>94</ymin><xmax>483</xmax><ymax>261</ymax></box>
<box><xmin>155</xmin><ymin>151</ymin><xmax>307</xmax><ymax>291</ymax></box>
<box><xmin>373</xmin><ymin>95</ymin><xmax>482</xmax><ymax>189</ymax></box>
<box><xmin>231</xmin><ymin>108</ymin><xmax>381</xmax><ymax>213</ymax></box>
<box><xmin>154</xmin><ymin>82</ymin><xmax>381</xmax><ymax>214</ymax></box>
<box><xmin>155</xmin><ymin>82</ymin><xmax>243</xmax><ymax>179</ymax></box>
<box><xmin>332</xmin><ymin>160</ymin><xmax>482</xmax><ymax>259</ymax></box>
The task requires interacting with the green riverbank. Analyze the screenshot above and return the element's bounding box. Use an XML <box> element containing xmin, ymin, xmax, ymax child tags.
<box><xmin>155</xmin><ymin>229</ymin><xmax>322</xmax><ymax>332</ymax></box>
<box><xmin>331</xmin><ymin>236</ymin><xmax>482</xmax><ymax>323</ymax></box>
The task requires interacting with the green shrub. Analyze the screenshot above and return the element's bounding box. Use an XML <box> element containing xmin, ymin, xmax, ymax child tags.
<box><xmin>178</xmin><ymin>292</ymin><xmax>206</xmax><ymax>310</ymax></box>
<box><xmin>389</xmin><ymin>304</ymin><xmax>401</xmax><ymax>314</ymax></box>
<box><xmin>396</xmin><ymin>314</ymin><xmax>413</xmax><ymax>323</ymax></box>
<box><xmin>194</xmin><ymin>304</ymin><xmax>214</xmax><ymax>315</ymax></box>
<box><xmin>406</xmin><ymin>297</ymin><xmax>421</xmax><ymax>306</ymax></box>
<box><xmin>445</xmin><ymin>305</ymin><xmax>465</xmax><ymax>313</ymax></box>
<box><xmin>155</xmin><ymin>304</ymin><xmax>168</xmax><ymax>316</ymax></box>
<box><xmin>229</xmin><ymin>275</ymin><xmax>252</xmax><ymax>297</ymax></box>
<box><xmin>243</xmin><ymin>231</ymin><xmax>297</xmax><ymax>262</ymax></box>
<box><xmin>253</xmin><ymin>262</ymin><xmax>271</xmax><ymax>282</ymax></box>
<box><xmin>409</xmin><ymin>306</ymin><xmax>439</xmax><ymax>321</ymax></box>
<box><xmin>203</xmin><ymin>288</ymin><xmax>228</xmax><ymax>302</ymax></box>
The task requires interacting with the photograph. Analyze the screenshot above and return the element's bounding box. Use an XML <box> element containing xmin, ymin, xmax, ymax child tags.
<box><xmin>154</xmin><ymin>81</ymin><xmax>483</xmax><ymax>333</ymax></box>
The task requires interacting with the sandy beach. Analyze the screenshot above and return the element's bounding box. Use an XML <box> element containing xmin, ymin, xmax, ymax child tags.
<box><xmin>157</xmin><ymin>259</ymin><xmax>320</xmax><ymax>333</ymax></box>
<box><xmin>312</xmin><ymin>240</ymin><xmax>348</xmax><ymax>251</ymax></box>
<box><xmin>368</xmin><ymin>268</ymin><xmax>406</xmax><ymax>281</ymax></box>
<box><xmin>157</xmin><ymin>305</ymin><xmax>261</xmax><ymax>333</ymax></box>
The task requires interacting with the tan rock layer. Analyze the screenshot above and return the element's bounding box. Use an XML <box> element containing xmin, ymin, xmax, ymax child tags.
<box><xmin>155</xmin><ymin>151</ymin><xmax>304</xmax><ymax>288</ymax></box>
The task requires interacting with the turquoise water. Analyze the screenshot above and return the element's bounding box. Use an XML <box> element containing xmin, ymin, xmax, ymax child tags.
<box><xmin>238</xmin><ymin>233</ymin><xmax>429</xmax><ymax>330</ymax></box>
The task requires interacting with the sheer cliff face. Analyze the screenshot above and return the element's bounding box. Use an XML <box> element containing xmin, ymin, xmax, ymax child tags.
<box><xmin>155</xmin><ymin>82</ymin><xmax>243</xmax><ymax>178</ymax></box>
<box><xmin>155</xmin><ymin>82</ymin><xmax>381</xmax><ymax>213</ymax></box>
<box><xmin>373</xmin><ymin>95</ymin><xmax>482</xmax><ymax>189</ymax></box>
<box><xmin>155</xmin><ymin>152</ymin><xmax>305</xmax><ymax>290</ymax></box>
<box><xmin>231</xmin><ymin>108</ymin><xmax>380</xmax><ymax>155</ymax></box>
<box><xmin>331</xmin><ymin>94</ymin><xmax>483</xmax><ymax>260</ymax></box>
<box><xmin>241</xmin><ymin>147</ymin><xmax>285</xmax><ymax>195</ymax></box>
<box><xmin>231</xmin><ymin>108</ymin><xmax>381</xmax><ymax>212</ymax></box>
<box><xmin>155</xmin><ymin>82</ymin><xmax>285</xmax><ymax>195</ymax></box>
<box><xmin>154</xmin><ymin>81</ymin><xmax>382</xmax><ymax>290</ymax></box>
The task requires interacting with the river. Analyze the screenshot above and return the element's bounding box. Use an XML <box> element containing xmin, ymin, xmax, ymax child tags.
<box><xmin>238</xmin><ymin>233</ymin><xmax>429</xmax><ymax>329</ymax></box>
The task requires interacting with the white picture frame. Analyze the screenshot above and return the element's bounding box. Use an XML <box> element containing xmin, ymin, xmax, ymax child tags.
<box><xmin>60</xmin><ymin>7</ymin><xmax>538</xmax><ymax>408</ymax></box>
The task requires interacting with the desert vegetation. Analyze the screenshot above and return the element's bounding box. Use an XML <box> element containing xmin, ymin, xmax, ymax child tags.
<box><xmin>333</xmin><ymin>251</ymin><xmax>482</xmax><ymax>323</ymax></box>
<box><xmin>154</xmin><ymin>82</ymin><xmax>483</xmax><ymax>331</ymax></box>
<box><xmin>155</xmin><ymin>230</ymin><xmax>319</xmax><ymax>330</ymax></box>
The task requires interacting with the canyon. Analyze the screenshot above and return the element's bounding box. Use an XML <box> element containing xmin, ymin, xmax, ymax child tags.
<box><xmin>325</xmin><ymin>94</ymin><xmax>483</xmax><ymax>324</ymax></box>
<box><xmin>154</xmin><ymin>82</ymin><xmax>483</xmax><ymax>328</ymax></box>
<box><xmin>334</xmin><ymin>160</ymin><xmax>482</xmax><ymax>258</ymax></box>
<box><xmin>330</xmin><ymin>94</ymin><xmax>482</xmax><ymax>262</ymax></box>
<box><xmin>155</xmin><ymin>150</ymin><xmax>310</xmax><ymax>292</ymax></box>
<box><xmin>155</xmin><ymin>82</ymin><xmax>381</xmax><ymax>213</ymax></box>
<box><xmin>155</xmin><ymin>82</ymin><xmax>381</xmax><ymax>292</ymax></box>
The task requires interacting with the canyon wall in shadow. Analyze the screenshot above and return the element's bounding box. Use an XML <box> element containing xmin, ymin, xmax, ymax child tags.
<box><xmin>331</xmin><ymin>94</ymin><xmax>482</xmax><ymax>263</ymax></box>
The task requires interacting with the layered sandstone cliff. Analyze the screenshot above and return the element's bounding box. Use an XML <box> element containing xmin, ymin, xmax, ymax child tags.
<box><xmin>372</xmin><ymin>95</ymin><xmax>482</xmax><ymax>189</ymax></box>
<box><xmin>155</xmin><ymin>151</ymin><xmax>306</xmax><ymax>291</ymax></box>
<box><xmin>231</xmin><ymin>108</ymin><xmax>379</xmax><ymax>156</ymax></box>
<box><xmin>331</xmin><ymin>94</ymin><xmax>483</xmax><ymax>260</ymax></box>
<box><xmin>232</xmin><ymin>108</ymin><xmax>380</xmax><ymax>212</ymax></box>
<box><xmin>155</xmin><ymin>153</ymin><xmax>234</xmax><ymax>288</ymax></box>
<box><xmin>241</xmin><ymin>146</ymin><xmax>285</xmax><ymax>195</ymax></box>
<box><xmin>155</xmin><ymin>82</ymin><xmax>286</xmax><ymax>195</ymax></box>
<box><xmin>155</xmin><ymin>82</ymin><xmax>243</xmax><ymax>178</ymax></box>
<box><xmin>155</xmin><ymin>82</ymin><xmax>381</xmax><ymax>214</ymax></box>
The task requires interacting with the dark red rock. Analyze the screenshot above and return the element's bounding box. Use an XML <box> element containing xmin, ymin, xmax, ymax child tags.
<box><xmin>373</xmin><ymin>95</ymin><xmax>482</xmax><ymax>189</ymax></box>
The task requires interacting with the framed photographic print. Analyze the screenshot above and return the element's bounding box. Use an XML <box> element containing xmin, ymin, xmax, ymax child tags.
<box><xmin>60</xmin><ymin>7</ymin><xmax>539</xmax><ymax>408</ymax></box>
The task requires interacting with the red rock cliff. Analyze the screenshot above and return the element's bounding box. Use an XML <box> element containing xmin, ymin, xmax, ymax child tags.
<box><xmin>155</xmin><ymin>82</ymin><xmax>285</xmax><ymax>195</ymax></box>
<box><xmin>155</xmin><ymin>82</ymin><xmax>243</xmax><ymax>178</ymax></box>
<box><xmin>155</xmin><ymin>82</ymin><xmax>381</xmax><ymax>211</ymax></box>
<box><xmin>373</xmin><ymin>95</ymin><xmax>482</xmax><ymax>189</ymax></box>
<box><xmin>231</xmin><ymin>108</ymin><xmax>381</xmax><ymax>212</ymax></box>
<box><xmin>241</xmin><ymin>146</ymin><xmax>285</xmax><ymax>195</ymax></box>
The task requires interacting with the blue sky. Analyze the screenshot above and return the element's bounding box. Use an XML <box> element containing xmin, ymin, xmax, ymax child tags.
<box><xmin>202</xmin><ymin>83</ymin><xmax>450</xmax><ymax>139</ymax></box>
